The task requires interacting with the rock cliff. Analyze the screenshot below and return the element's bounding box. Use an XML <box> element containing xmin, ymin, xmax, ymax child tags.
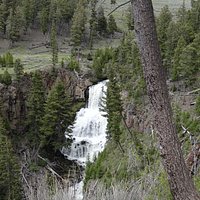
<box><xmin>0</xmin><ymin>68</ymin><xmax>92</xmax><ymax>134</ymax></box>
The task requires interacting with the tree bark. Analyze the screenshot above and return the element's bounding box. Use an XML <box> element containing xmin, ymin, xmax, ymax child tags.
<box><xmin>131</xmin><ymin>0</ymin><xmax>200</xmax><ymax>199</ymax></box>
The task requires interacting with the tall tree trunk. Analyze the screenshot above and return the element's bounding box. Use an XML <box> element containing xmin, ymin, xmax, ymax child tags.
<box><xmin>131</xmin><ymin>0</ymin><xmax>200</xmax><ymax>199</ymax></box>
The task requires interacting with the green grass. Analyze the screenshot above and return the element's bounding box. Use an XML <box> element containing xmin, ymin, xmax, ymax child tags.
<box><xmin>153</xmin><ymin>0</ymin><xmax>191</xmax><ymax>12</ymax></box>
<box><xmin>0</xmin><ymin>0</ymin><xmax>191</xmax><ymax>75</ymax></box>
<box><xmin>0</xmin><ymin>67</ymin><xmax>14</xmax><ymax>75</ymax></box>
<box><xmin>0</xmin><ymin>49</ymin><xmax>70</xmax><ymax>75</ymax></box>
<box><xmin>92</xmin><ymin>0</ymin><xmax>191</xmax><ymax>49</ymax></box>
<box><xmin>101</xmin><ymin>0</ymin><xmax>191</xmax><ymax>30</ymax></box>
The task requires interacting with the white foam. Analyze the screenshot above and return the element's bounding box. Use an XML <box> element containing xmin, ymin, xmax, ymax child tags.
<box><xmin>63</xmin><ymin>81</ymin><xmax>108</xmax><ymax>199</ymax></box>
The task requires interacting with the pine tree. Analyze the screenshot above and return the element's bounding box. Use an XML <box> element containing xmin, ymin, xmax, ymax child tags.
<box><xmin>111</xmin><ymin>0</ymin><xmax>116</xmax><ymax>4</ymax></box>
<box><xmin>5</xmin><ymin>52</ymin><xmax>14</xmax><ymax>68</ymax></box>
<box><xmin>70</xmin><ymin>0</ymin><xmax>86</xmax><ymax>46</ymax></box>
<box><xmin>106</xmin><ymin>71</ymin><xmax>123</xmax><ymax>146</ymax></box>
<box><xmin>0</xmin><ymin>54</ymin><xmax>6</xmax><ymax>68</ymax></box>
<box><xmin>176</xmin><ymin>1</ymin><xmax>188</xmax><ymax>24</ymax></box>
<box><xmin>108</xmin><ymin>15</ymin><xmax>117</xmax><ymax>36</ymax></box>
<box><xmin>14</xmin><ymin>59</ymin><xmax>24</xmax><ymax>81</ymax></box>
<box><xmin>50</xmin><ymin>19</ymin><xmax>58</xmax><ymax>66</ymax></box>
<box><xmin>2</xmin><ymin>69</ymin><xmax>12</xmax><ymax>85</ymax></box>
<box><xmin>156</xmin><ymin>5</ymin><xmax>172</xmax><ymax>57</ymax></box>
<box><xmin>40</xmin><ymin>80</ymin><xmax>73</xmax><ymax>152</ymax></box>
<box><xmin>126</xmin><ymin>6</ymin><xmax>134</xmax><ymax>30</ymax></box>
<box><xmin>22</xmin><ymin>0</ymin><xmax>35</xmax><ymax>30</ymax></box>
<box><xmin>172</xmin><ymin>36</ymin><xmax>186</xmax><ymax>81</ymax></box>
<box><xmin>179</xmin><ymin>22</ymin><xmax>195</xmax><ymax>43</ymax></box>
<box><xmin>164</xmin><ymin>21</ymin><xmax>180</xmax><ymax>71</ymax></box>
<box><xmin>97</xmin><ymin>6</ymin><xmax>107</xmax><ymax>35</ymax></box>
<box><xmin>0</xmin><ymin>115</ymin><xmax>22</xmax><ymax>200</ymax></box>
<box><xmin>179</xmin><ymin>33</ymin><xmax>200</xmax><ymax>84</ymax></box>
<box><xmin>189</xmin><ymin>0</ymin><xmax>200</xmax><ymax>32</ymax></box>
<box><xmin>39</xmin><ymin>8</ymin><xmax>49</xmax><ymax>35</ymax></box>
<box><xmin>26</xmin><ymin>71</ymin><xmax>46</xmax><ymax>146</ymax></box>
<box><xmin>6</xmin><ymin>7</ymin><xmax>23</xmax><ymax>46</ymax></box>
<box><xmin>56</xmin><ymin>0</ymin><xmax>78</xmax><ymax>25</ymax></box>
<box><xmin>0</xmin><ymin>2</ymin><xmax>7</xmax><ymax>34</ymax></box>
<box><xmin>179</xmin><ymin>45</ymin><xmax>197</xmax><ymax>84</ymax></box>
<box><xmin>89</xmin><ymin>0</ymin><xmax>98</xmax><ymax>49</ymax></box>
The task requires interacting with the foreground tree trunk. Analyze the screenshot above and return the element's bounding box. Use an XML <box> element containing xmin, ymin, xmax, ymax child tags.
<box><xmin>131</xmin><ymin>0</ymin><xmax>200</xmax><ymax>199</ymax></box>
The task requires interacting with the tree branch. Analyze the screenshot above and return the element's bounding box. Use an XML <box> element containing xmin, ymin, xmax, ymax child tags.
<box><xmin>187</xmin><ymin>88</ymin><xmax>200</xmax><ymax>95</ymax></box>
<box><xmin>38</xmin><ymin>155</ymin><xmax>64</xmax><ymax>181</ymax></box>
<box><xmin>107</xmin><ymin>1</ymin><xmax>131</xmax><ymax>16</ymax></box>
<box><xmin>21</xmin><ymin>166</ymin><xmax>32</xmax><ymax>191</ymax></box>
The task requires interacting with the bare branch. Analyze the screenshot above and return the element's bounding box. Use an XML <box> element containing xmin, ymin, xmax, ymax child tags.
<box><xmin>38</xmin><ymin>154</ymin><xmax>65</xmax><ymax>181</ymax></box>
<box><xmin>21</xmin><ymin>166</ymin><xmax>32</xmax><ymax>191</ymax></box>
<box><xmin>187</xmin><ymin>88</ymin><xmax>200</xmax><ymax>95</ymax></box>
<box><xmin>107</xmin><ymin>1</ymin><xmax>131</xmax><ymax>16</ymax></box>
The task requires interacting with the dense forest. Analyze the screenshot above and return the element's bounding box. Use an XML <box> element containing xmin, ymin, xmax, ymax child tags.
<box><xmin>0</xmin><ymin>0</ymin><xmax>200</xmax><ymax>200</ymax></box>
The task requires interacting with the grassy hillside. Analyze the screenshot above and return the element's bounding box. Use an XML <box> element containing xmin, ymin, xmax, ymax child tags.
<box><xmin>102</xmin><ymin>0</ymin><xmax>191</xmax><ymax>30</ymax></box>
<box><xmin>0</xmin><ymin>0</ymin><xmax>191</xmax><ymax>74</ymax></box>
<box><xmin>153</xmin><ymin>0</ymin><xmax>191</xmax><ymax>11</ymax></box>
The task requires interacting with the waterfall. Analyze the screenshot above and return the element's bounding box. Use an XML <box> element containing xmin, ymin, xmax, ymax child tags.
<box><xmin>63</xmin><ymin>80</ymin><xmax>108</xmax><ymax>199</ymax></box>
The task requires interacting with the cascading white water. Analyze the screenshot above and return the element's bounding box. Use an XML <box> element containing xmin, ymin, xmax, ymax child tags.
<box><xmin>63</xmin><ymin>80</ymin><xmax>108</xmax><ymax>199</ymax></box>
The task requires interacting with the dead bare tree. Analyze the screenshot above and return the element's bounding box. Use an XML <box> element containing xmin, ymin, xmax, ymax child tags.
<box><xmin>131</xmin><ymin>0</ymin><xmax>200</xmax><ymax>199</ymax></box>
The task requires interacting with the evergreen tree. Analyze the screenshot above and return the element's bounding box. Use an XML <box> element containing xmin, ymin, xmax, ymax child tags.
<box><xmin>49</xmin><ymin>0</ymin><xmax>57</xmax><ymax>22</ymax></box>
<box><xmin>97</xmin><ymin>6</ymin><xmax>107</xmax><ymax>35</ymax></box>
<box><xmin>180</xmin><ymin>45</ymin><xmax>197</xmax><ymax>76</ymax></box>
<box><xmin>92</xmin><ymin>47</ymin><xmax>113</xmax><ymax>80</ymax></box>
<box><xmin>14</xmin><ymin>59</ymin><xmax>24</xmax><ymax>81</ymax></box>
<box><xmin>176</xmin><ymin>1</ymin><xmax>188</xmax><ymax>24</ymax></box>
<box><xmin>70</xmin><ymin>0</ymin><xmax>86</xmax><ymax>46</ymax></box>
<box><xmin>26</xmin><ymin>71</ymin><xmax>45</xmax><ymax>146</ymax></box>
<box><xmin>50</xmin><ymin>19</ymin><xmax>58</xmax><ymax>66</ymax></box>
<box><xmin>179</xmin><ymin>33</ymin><xmax>200</xmax><ymax>84</ymax></box>
<box><xmin>189</xmin><ymin>0</ymin><xmax>200</xmax><ymax>32</ymax></box>
<box><xmin>68</xmin><ymin>55</ymin><xmax>80</xmax><ymax>71</ymax></box>
<box><xmin>22</xmin><ymin>0</ymin><xmax>35</xmax><ymax>30</ymax></box>
<box><xmin>56</xmin><ymin>0</ymin><xmax>78</xmax><ymax>25</ymax></box>
<box><xmin>0</xmin><ymin>52</ymin><xmax>14</xmax><ymax>68</ymax></box>
<box><xmin>179</xmin><ymin>22</ymin><xmax>195</xmax><ymax>43</ymax></box>
<box><xmin>6</xmin><ymin>7</ymin><xmax>23</xmax><ymax>46</ymax></box>
<box><xmin>164</xmin><ymin>21</ymin><xmax>180</xmax><ymax>71</ymax></box>
<box><xmin>5</xmin><ymin>52</ymin><xmax>14</xmax><ymax>68</ymax></box>
<box><xmin>126</xmin><ymin>6</ymin><xmax>134</xmax><ymax>30</ymax></box>
<box><xmin>156</xmin><ymin>5</ymin><xmax>172</xmax><ymax>57</ymax></box>
<box><xmin>40</xmin><ymin>80</ymin><xmax>73</xmax><ymax>152</ymax></box>
<box><xmin>0</xmin><ymin>54</ymin><xmax>6</xmax><ymax>68</ymax></box>
<box><xmin>1</xmin><ymin>69</ymin><xmax>12</xmax><ymax>85</ymax></box>
<box><xmin>61</xmin><ymin>58</ymin><xmax>65</xmax><ymax>68</ymax></box>
<box><xmin>0</xmin><ymin>115</ymin><xmax>22</xmax><ymax>200</ymax></box>
<box><xmin>89</xmin><ymin>0</ymin><xmax>98</xmax><ymax>49</ymax></box>
<box><xmin>111</xmin><ymin>0</ymin><xmax>116</xmax><ymax>4</ymax></box>
<box><xmin>172</xmin><ymin>36</ymin><xmax>186</xmax><ymax>81</ymax></box>
<box><xmin>106</xmin><ymin>71</ymin><xmax>123</xmax><ymax>146</ymax></box>
<box><xmin>108</xmin><ymin>15</ymin><xmax>117</xmax><ymax>36</ymax></box>
<box><xmin>0</xmin><ymin>2</ymin><xmax>8</xmax><ymax>34</ymax></box>
<box><xmin>39</xmin><ymin>8</ymin><xmax>49</xmax><ymax>35</ymax></box>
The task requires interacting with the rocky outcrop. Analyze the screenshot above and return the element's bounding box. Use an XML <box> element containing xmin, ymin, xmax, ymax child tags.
<box><xmin>0</xmin><ymin>75</ymin><xmax>30</xmax><ymax>132</ymax></box>
<box><xmin>123</xmin><ymin>101</ymin><xmax>154</xmax><ymax>134</ymax></box>
<box><xmin>0</xmin><ymin>68</ymin><xmax>92</xmax><ymax>133</ymax></box>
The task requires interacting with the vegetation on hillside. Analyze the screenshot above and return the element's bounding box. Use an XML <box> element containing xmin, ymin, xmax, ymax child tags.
<box><xmin>85</xmin><ymin>1</ymin><xmax>200</xmax><ymax>199</ymax></box>
<box><xmin>0</xmin><ymin>0</ymin><xmax>199</xmax><ymax>199</ymax></box>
